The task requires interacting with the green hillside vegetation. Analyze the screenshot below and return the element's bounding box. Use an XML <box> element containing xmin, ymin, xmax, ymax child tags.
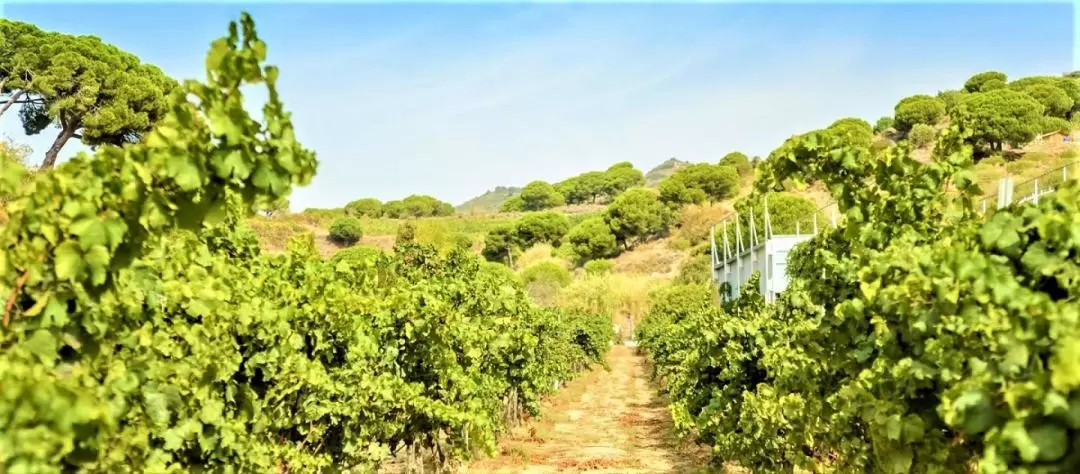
<box><xmin>456</xmin><ymin>185</ymin><xmax>521</xmax><ymax>214</ymax></box>
<box><xmin>644</xmin><ymin>157</ymin><xmax>689</xmax><ymax>186</ymax></box>
<box><xmin>5</xmin><ymin>12</ymin><xmax>1080</xmax><ymax>474</ymax></box>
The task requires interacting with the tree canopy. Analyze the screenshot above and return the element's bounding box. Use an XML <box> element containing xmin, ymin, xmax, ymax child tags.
<box><xmin>382</xmin><ymin>195</ymin><xmax>454</xmax><ymax>218</ymax></box>
<box><xmin>658</xmin><ymin>163</ymin><xmax>739</xmax><ymax>207</ymax></box>
<box><xmin>0</xmin><ymin>19</ymin><xmax>178</xmax><ymax>168</ymax></box>
<box><xmin>603</xmin><ymin>187</ymin><xmax>671</xmax><ymax>247</ymax></box>
<box><xmin>718</xmin><ymin>151</ymin><xmax>752</xmax><ymax>176</ymax></box>
<box><xmin>344</xmin><ymin>198</ymin><xmax>383</xmax><ymax>217</ymax></box>
<box><xmin>518</xmin><ymin>180</ymin><xmax>565</xmax><ymax>211</ymax></box>
<box><xmin>963</xmin><ymin>70</ymin><xmax>1007</xmax><ymax>93</ymax></box>
<box><xmin>958</xmin><ymin>88</ymin><xmax>1044</xmax><ymax>152</ymax></box>
<box><xmin>894</xmin><ymin>94</ymin><xmax>946</xmax><ymax>132</ymax></box>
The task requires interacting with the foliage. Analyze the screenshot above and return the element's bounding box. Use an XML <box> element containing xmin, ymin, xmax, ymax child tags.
<box><xmin>602</xmin><ymin>162</ymin><xmax>646</xmax><ymax>198</ymax></box>
<box><xmin>382</xmin><ymin>194</ymin><xmax>454</xmax><ymax>218</ymax></box>
<box><xmin>1</xmin><ymin>19</ymin><xmax>178</xmax><ymax>168</ymax></box>
<box><xmin>519</xmin><ymin>261</ymin><xmax>572</xmax><ymax>306</ymax></box>
<box><xmin>894</xmin><ymin>94</ymin><xmax>947</xmax><ymax>132</ymax></box>
<box><xmin>566</xmin><ymin>217</ymin><xmax>619</xmax><ymax>262</ymax></box>
<box><xmin>328</xmin><ymin>245</ymin><xmax>383</xmax><ymax>266</ymax></box>
<box><xmin>395</xmin><ymin>219</ymin><xmax>417</xmax><ymax>243</ymax></box>
<box><xmin>499</xmin><ymin>195</ymin><xmax>525</xmax><ymax>212</ymax></box>
<box><xmin>515</xmin><ymin>211</ymin><xmax>570</xmax><ymax>248</ymax></box>
<box><xmin>673</xmin><ymin>254</ymin><xmax>711</xmax><ymax>285</ymax></box>
<box><xmin>873</xmin><ymin>116</ymin><xmax>895</xmax><ymax>134</ymax></box>
<box><xmin>964</xmin><ymin>70</ymin><xmax>1008</xmax><ymax>93</ymax></box>
<box><xmin>908</xmin><ymin>123</ymin><xmax>937</xmax><ymax>149</ymax></box>
<box><xmin>556</xmin><ymin>171</ymin><xmax>606</xmax><ymax>205</ymax></box>
<box><xmin>344</xmin><ymin>197</ymin><xmax>382</xmax><ymax>217</ymax></box>
<box><xmin>1036</xmin><ymin>116</ymin><xmax>1071</xmax><ymax>134</ymax></box>
<box><xmin>658</xmin><ymin>164</ymin><xmax>739</xmax><ymax>207</ymax></box>
<box><xmin>480</xmin><ymin>212</ymin><xmax>572</xmax><ymax>262</ymax></box>
<box><xmin>657</xmin><ymin>177</ymin><xmax>707</xmax><ymax>207</ymax></box>
<box><xmin>938</xmin><ymin>89</ymin><xmax>967</xmax><ymax>114</ymax></box>
<box><xmin>603</xmin><ymin>188</ymin><xmax>672</xmax><ymax>248</ymax></box>
<box><xmin>328</xmin><ymin>217</ymin><xmax>363</xmax><ymax>245</ymax></box>
<box><xmin>959</xmin><ymin>88</ymin><xmax>1045</xmax><ymax>152</ymax></box>
<box><xmin>518</xmin><ymin>180</ymin><xmax>565</xmax><ymax>211</ymax></box>
<box><xmin>583</xmin><ymin>259</ymin><xmax>613</xmax><ymax>276</ymax></box>
<box><xmin>719</xmin><ymin>152</ymin><xmax>752</xmax><ymax>176</ymax></box>
<box><xmin>828</xmin><ymin>117</ymin><xmax>874</xmax><ymax>148</ymax></box>
<box><xmin>0</xmin><ymin>15</ymin><xmax>612</xmax><ymax>473</ymax></box>
<box><xmin>640</xmin><ymin>112</ymin><xmax>1080</xmax><ymax>474</ymax></box>
<box><xmin>1015</xmin><ymin>83</ymin><xmax>1073</xmax><ymax>118</ymax></box>
<box><xmin>730</xmin><ymin>191</ymin><xmax>819</xmax><ymax>238</ymax></box>
<box><xmin>481</xmin><ymin>224</ymin><xmax>521</xmax><ymax>262</ymax></box>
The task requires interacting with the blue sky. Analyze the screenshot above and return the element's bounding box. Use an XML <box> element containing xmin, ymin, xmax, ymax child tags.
<box><xmin>0</xmin><ymin>3</ymin><xmax>1074</xmax><ymax>209</ymax></box>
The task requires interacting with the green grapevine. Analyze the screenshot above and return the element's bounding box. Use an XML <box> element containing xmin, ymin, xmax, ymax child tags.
<box><xmin>0</xmin><ymin>14</ymin><xmax>612</xmax><ymax>473</ymax></box>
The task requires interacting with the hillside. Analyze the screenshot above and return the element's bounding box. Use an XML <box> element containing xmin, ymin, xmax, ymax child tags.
<box><xmin>644</xmin><ymin>158</ymin><xmax>689</xmax><ymax>187</ymax></box>
<box><xmin>456</xmin><ymin>185</ymin><xmax>521</xmax><ymax>214</ymax></box>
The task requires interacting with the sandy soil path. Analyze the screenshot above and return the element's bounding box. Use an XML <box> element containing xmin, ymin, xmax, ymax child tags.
<box><xmin>466</xmin><ymin>345</ymin><xmax>714</xmax><ymax>474</ymax></box>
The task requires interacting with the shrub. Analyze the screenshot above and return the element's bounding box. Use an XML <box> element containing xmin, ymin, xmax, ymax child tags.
<box><xmin>452</xmin><ymin>233</ymin><xmax>473</xmax><ymax>250</ymax></box>
<box><xmin>894</xmin><ymin>94</ymin><xmax>946</xmax><ymax>132</ymax></box>
<box><xmin>964</xmin><ymin>70</ymin><xmax>1007</xmax><ymax>92</ymax></box>
<box><xmin>674</xmin><ymin>254</ymin><xmax>713</xmax><ymax>285</ymax></box>
<box><xmin>344</xmin><ymin>198</ymin><xmax>382</xmax><ymax>217</ymax></box>
<box><xmin>520</xmin><ymin>261</ymin><xmax>572</xmax><ymax>306</ymax></box>
<box><xmin>604</xmin><ymin>188</ymin><xmax>672</xmax><ymax>247</ymax></box>
<box><xmin>583</xmin><ymin>259</ymin><xmax>614</xmax><ymax>276</ymax></box>
<box><xmin>481</xmin><ymin>225</ymin><xmax>522</xmax><ymax>262</ymax></box>
<box><xmin>828</xmin><ymin>117</ymin><xmax>874</xmax><ymax>148</ymax></box>
<box><xmin>873</xmin><ymin>116</ymin><xmax>894</xmax><ymax>134</ymax></box>
<box><xmin>515</xmin><ymin>211</ymin><xmax>570</xmax><ymax>247</ymax></box>
<box><xmin>518</xmin><ymin>181</ymin><xmax>565</xmax><ymax>211</ymax></box>
<box><xmin>328</xmin><ymin>217</ymin><xmax>363</xmax><ymax>245</ymax></box>
<box><xmin>396</xmin><ymin>220</ymin><xmax>417</xmax><ymax>244</ymax></box>
<box><xmin>329</xmin><ymin>246</ymin><xmax>383</xmax><ymax>266</ymax></box>
<box><xmin>500</xmin><ymin>195</ymin><xmax>525</xmax><ymax>212</ymax></box>
<box><xmin>908</xmin><ymin>123</ymin><xmax>937</xmax><ymax>149</ymax></box>
<box><xmin>719</xmin><ymin>151</ymin><xmax>752</xmax><ymax>176</ymax></box>
<box><xmin>567</xmin><ymin>217</ymin><xmax>619</xmax><ymax>262</ymax></box>
<box><xmin>870</xmin><ymin>137</ymin><xmax>892</xmax><ymax>154</ymax></box>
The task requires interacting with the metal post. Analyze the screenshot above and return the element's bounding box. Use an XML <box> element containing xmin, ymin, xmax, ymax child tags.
<box><xmin>796</xmin><ymin>221</ymin><xmax>801</xmax><ymax>236</ymax></box>
<box><xmin>831</xmin><ymin>208</ymin><xmax>837</xmax><ymax>227</ymax></box>
<box><xmin>507</xmin><ymin>246</ymin><xmax>513</xmax><ymax>269</ymax></box>
<box><xmin>1034</xmin><ymin>179</ymin><xmax>1040</xmax><ymax>204</ymax></box>
<box><xmin>812</xmin><ymin>213</ymin><xmax>818</xmax><ymax>235</ymax></box>
<box><xmin>763</xmin><ymin>195</ymin><xmax>772</xmax><ymax>240</ymax></box>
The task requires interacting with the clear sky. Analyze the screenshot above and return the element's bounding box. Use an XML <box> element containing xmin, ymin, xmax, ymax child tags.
<box><xmin>0</xmin><ymin>2</ymin><xmax>1074</xmax><ymax>210</ymax></box>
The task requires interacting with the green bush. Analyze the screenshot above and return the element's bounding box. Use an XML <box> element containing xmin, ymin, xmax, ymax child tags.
<box><xmin>396</xmin><ymin>220</ymin><xmax>416</xmax><ymax>243</ymax></box>
<box><xmin>674</xmin><ymin>254</ymin><xmax>712</xmax><ymax>285</ymax></box>
<box><xmin>328</xmin><ymin>217</ymin><xmax>363</xmax><ymax>245</ymax></box>
<box><xmin>329</xmin><ymin>246</ymin><xmax>383</xmax><ymax>266</ymax></box>
<box><xmin>519</xmin><ymin>261</ymin><xmax>572</xmax><ymax>306</ymax></box>
<box><xmin>515</xmin><ymin>211</ymin><xmax>570</xmax><ymax>247</ymax></box>
<box><xmin>518</xmin><ymin>181</ymin><xmax>565</xmax><ymax>211</ymax></box>
<box><xmin>567</xmin><ymin>217</ymin><xmax>619</xmax><ymax>262</ymax></box>
<box><xmin>344</xmin><ymin>198</ymin><xmax>382</xmax><ymax>217</ymax></box>
<box><xmin>870</xmin><ymin>137</ymin><xmax>892</xmax><ymax>154</ymax></box>
<box><xmin>719</xmin><ymin>151</ymin><xmax>752</xmax><ymax>176</ymax></box>
<box><xmin>964</xmin><ymin>70</ymin><xmax>1007</xmax><ymax>92</ymax></box>
<box><xmin>499</xmin><ymin>195</ymin><xmax>525</xmax><ymax>212</ymax></box>
<box><xmin>604</xmin><ymin>188</ymin><xmax>672</xmax><ymax>246</ymax></box>
<box><xmin>583</xmin><ymin>259</ymin><xmax>614</xmax><ymax>276</ymax></box>
<box><xmin>908</xmin><ymin>123</ymin><xmax>937</xmax><ymax>149</ymax></box>
<box><xmin>873</xmin><ymin>116</ymin><xmax>894</xmax><ymax>134</ymax></box>
<box><xmin>894</xmin><ymin>94</ymin><xmax>946</xmax><ymax>132</ymax></box>
<box><xmin>827</xmin><ymin>117</ymin><xmax>873</xmax><ymax>148</ymax></box>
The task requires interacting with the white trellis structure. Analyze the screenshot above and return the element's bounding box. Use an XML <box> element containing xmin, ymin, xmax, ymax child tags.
<box><xmin>710</xmin><ymin>197</ymin><xmax>837</xmax><ymax>303</ymax></box>
<box><xmin>713</xmin><ymin>160</ymin><xmax>1076</xmax><ymax>303</ymax></box>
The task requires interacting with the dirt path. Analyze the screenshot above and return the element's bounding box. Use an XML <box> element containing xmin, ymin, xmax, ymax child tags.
<box><xmin>466</xmin><ymin>345</ymin><xmax>713</xmax><ymax>474</ymax></box>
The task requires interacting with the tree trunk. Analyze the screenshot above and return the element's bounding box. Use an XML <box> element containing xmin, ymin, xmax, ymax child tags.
<box><xmin>0</xmin><ymin>89</ymin><xmax>25</xmax><ymax>120</ymax></box>
<box><xmin>41</xmin><ymin>126</ymin><xmax>77</xmax><ymax>169</ymax></box>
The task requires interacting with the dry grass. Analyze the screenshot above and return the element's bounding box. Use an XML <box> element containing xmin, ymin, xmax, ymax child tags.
<box><xmin>557</xmin><ymin>273</ymin><xmax>666</xmax><ymax>336</ymax></box>
<box><xmin>516</xmin><ymin>244</ymin><xmax>572</xmax><ymax>270</ymax></box>
<box><xmin>612</xmin><ymin>239</ymin><xmax>687</xmax><ymax>277</ymax></box>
